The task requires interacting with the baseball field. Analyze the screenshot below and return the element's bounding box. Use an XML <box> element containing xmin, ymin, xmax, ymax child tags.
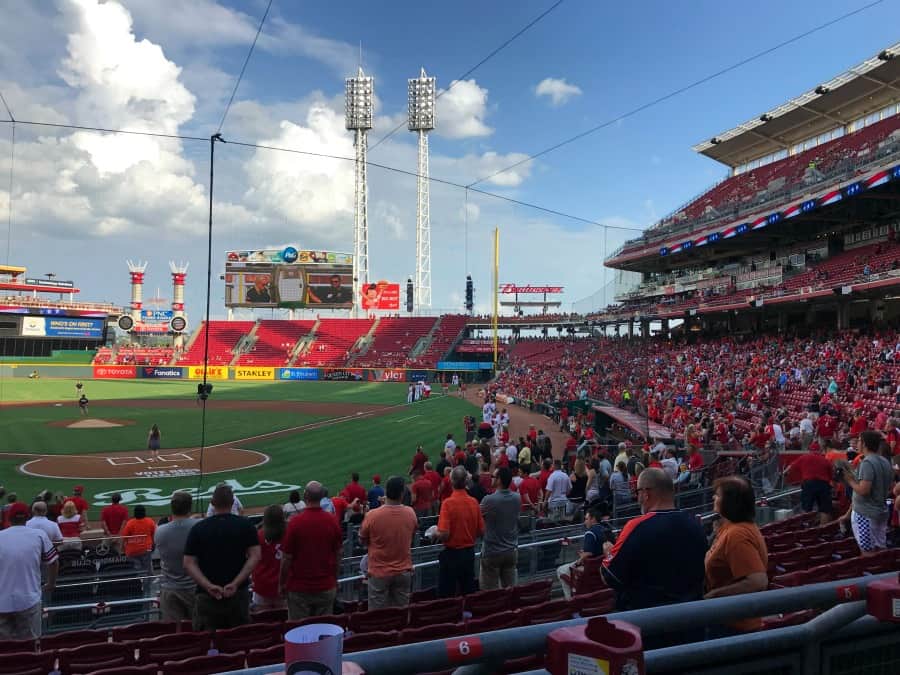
<box><xmin>0</xmin><ymin>378</ymin><xmax>479</xmax><ymax>515</ymax></box>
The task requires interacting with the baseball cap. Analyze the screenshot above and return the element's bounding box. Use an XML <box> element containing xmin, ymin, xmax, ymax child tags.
<box><xmin>372</xmin><ymin>475</ymin><xmax>381</xmax><ymax>484</ymax></box>
<box><xmin>7</xmin><ymin>502</ymin><xmax>30</xmax><ymax>521</ymax></box>
<box><xmin>73</xmin><ymin>485</ymin><xmax>84</xmax><ymax>494</ymax></box>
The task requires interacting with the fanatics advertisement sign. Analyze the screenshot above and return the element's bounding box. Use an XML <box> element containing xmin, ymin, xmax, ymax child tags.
<box><xmin>141</xmin><ymin>366</ymin><xmax>184</xmax><ymax>379</ymax></box>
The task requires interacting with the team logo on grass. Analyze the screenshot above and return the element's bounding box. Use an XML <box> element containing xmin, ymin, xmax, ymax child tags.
<box><xmin>92</xmin><ymin>479</ymin><xmax>301</xmax><ymax>506</ymax></box>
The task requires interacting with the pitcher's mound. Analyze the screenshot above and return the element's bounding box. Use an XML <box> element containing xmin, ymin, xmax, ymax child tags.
<box><xmin>46</xmin><ymin>418</ymin><xmax>136</xmax><ymax>429</ymax></box>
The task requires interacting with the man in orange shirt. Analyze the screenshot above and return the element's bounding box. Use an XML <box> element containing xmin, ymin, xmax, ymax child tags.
<box><xmin>120</xmin><ymin>505</ymin><xmax>157</xmax><ymax>574</ymax></box>
<box><xmin>435</xmin><ymin>466</ymin><xmax>484</xmax><ymax>597</ymax></box>
<box><xmin>359</xmin><ymin>476</ymin><xmax>418</xmax><ymax>609</ymax></box>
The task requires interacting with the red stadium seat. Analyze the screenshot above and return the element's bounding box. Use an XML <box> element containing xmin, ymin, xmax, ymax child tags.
<box><xmin>409</xmin><ymin>597</ymin><xmax>464</xmax><ymax>625</ymax></box>
<box><xmin>284</xmin><ymin>614</ymin><xmax>349</xmax><ymax>632</ymax></box>
<box><xmin>247</xmin><ymin>644</ymin><xmax>284</xmax><ymax>667</ymax></box>
<box><xmin>520</xmin><ymin>599</ymin><xmax>574</xmax><ymax>625</ymax></box>
<box><xmin>161</xmin><ymin>652</ymin><xmax>246</xmax><ymax>675</ymax></box>
<box><xmin>41</xmin><ymin>628</ymin><xmax>108</xmax><ymax>651</ymax></box>
<box><xmin>81</xmin><ymin>667</ymin><xmax>158</xmax><ymax>675</ymax></box>
<box><xmin>512</xmin><ymin>579</ymin><xmax>553</xmax><ymax>605</ymax></box>
<box><xmin>343</xmin><ymin>631</ymin><xmax>399</xmax><ymax>653</ymax></box>
<box><xmin>111</xmin><ymin>620</ymin><xmax>179</xmax><ymax>642</ymax></box>
<box><xmin>58</xmin><ymin>641</ymin><xmax>134</xmax><ymax>673</ymax></box>
<box><xmin>348</xmin><ymin>606</ymin><xmax>409</xmax><ymax>633</ymax></box>
<box><xmin>134</xmin><ymin>631</ymin><xmax>212</xmax><ymax>666</ymax></box>
<box><xmin>212</xmin><ymin>622</ymin><xmax>283</xmax><ymax>652</ymax></box>
<box><xmin>410</xmin><ymin>587</ymin><xmax>438</xmax><ymax>603</ymax></box>
<box><xmin>250</xmin><ymin>607</ymin><xmax>288</xmax><ymax>624</ymax></box>
<box><xmin>463</xmin><ymin>589</ymin><xmax>511</xmax><ymax>618</ymax></box>
<box><xmin>399</xmin><ymin>622</ymin><xmax>465</xmax><ymax>644</ymax></box>
<box><xmin>0</xmin><ymin>638</ymin><xmax>36</xmax><ymax>654</ymax></box>
<box><xmin>466</xmin><ymin>610</ymin><xmax>522</xmax><ymax>633</ymax></box>
<box><xmin>571</xmin><ymin>588</ymin><xmax>616</xmax><ymax>617</ymax></box>
<box><xmin>0</xmin><ymin>650</ymin><xmax>56</xmax><ymax>675</ymax></box>
<box><xmin>500</xmin><ymin>654</ymin><xmax>545</xmax><ymax>674</ymax></box>
<box><xmin>567</xmin><ymin>556</ymin><xmax>608</xmax><ymax>596</ymax></box>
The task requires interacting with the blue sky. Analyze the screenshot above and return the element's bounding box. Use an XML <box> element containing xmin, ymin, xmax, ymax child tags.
<box><xmin>0</xmin><ymin>0</ymin><xmax>898</xmax><ymax>317</ymax></box>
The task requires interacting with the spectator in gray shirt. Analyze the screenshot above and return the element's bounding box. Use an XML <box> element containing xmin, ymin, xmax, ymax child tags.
<box><xmin>479</xmin><ymin>467</ymin><xmax>521</xmax><ymax>590</ymax></box>
<box><xmin>839</xmin><ymin>431</ymin><xmax>894</xmax><ymax>553</ymax></box>
<box><xmin>154</xmin><ymin>491</ymin><xmax>198</xmax><ymax>621</ymax></box>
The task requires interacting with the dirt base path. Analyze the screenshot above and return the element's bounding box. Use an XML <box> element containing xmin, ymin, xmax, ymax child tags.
<box><xmin>463</xmin><ymin>388</ymin><xmax>568</xmax><ymax>461</ymax></box>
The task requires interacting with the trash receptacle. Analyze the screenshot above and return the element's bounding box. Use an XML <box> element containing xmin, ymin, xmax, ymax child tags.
<box><xmin>546</xmin><ymin>616</ymin><xmax>644</xmax><ymax>675</ymax></box>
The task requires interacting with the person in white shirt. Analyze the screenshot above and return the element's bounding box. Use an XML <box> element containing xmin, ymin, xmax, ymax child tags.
<box><xmin>660</xmin><ymin>449</ymin><xmax>680</xmax><ymax>481</ymax></box>
<box><xmin>26</xmin><ymin>501</ymin><xmax>62</xmax><ymax>543</ymax></box>
<box><xmin>544</xmin><ymin>460</ymin><xmax>571</xmax><ymax>517</ymax></box>
<box><xmin>0</xmin><ymin>502</ymin><xmax>58</xmax><ymax>639</ymax></box>
<box><xmin>799</xmin><ymin>414</ymin><xmax>815</xmax><ymax>449</ymax></box>
<box><xmin>205</xmin><ymin>484</ymin><xmax>244</xmax><ymax>517</ymax></box>
<box><xmin>482</xmin><ymin>402</ymin><xmax>492</xmax><ymax>423</ymax></box>
<box><xmin>444</xmin><ymin>434</ymin><xmax>457</xmax><ymax>454</ymax></box>
<box><xmin>506</xmin><ymin>443</ymin><xmax>518</xmax><ymax>464</ymax></box>
<box><xmin>614</xmin><ymin>442</ymin><xmax>629</xmax><ymax>472</ymax></box>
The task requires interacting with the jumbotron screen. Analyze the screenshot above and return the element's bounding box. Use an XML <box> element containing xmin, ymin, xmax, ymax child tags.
<box><xmin>224</xmin><ymin>247</ymin><xmax>354</xmax><ymax>309</ymax></box>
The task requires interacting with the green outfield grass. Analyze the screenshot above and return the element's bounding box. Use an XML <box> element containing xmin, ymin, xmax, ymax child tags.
<box><xmin>0</xmin><ymin>378</ymin><xmax>478</xmax><ymax>514</ymax></box>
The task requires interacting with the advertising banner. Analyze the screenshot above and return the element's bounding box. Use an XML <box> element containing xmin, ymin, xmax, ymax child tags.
<box><xmin>437</xmin><ymin>361</ymin><xmax>494</xmax><ymax>371</ymax></box>
<box><xmin>187</xmin><ymin>365</ymin><xmax>229</xmax><ymax>380</ymax></box>
<box><xmin>359</xmin><ymin>281</ymin><xmax>401</xmax><ymax>311</ymax></box>
<box><xmin>457</xmin><ymin>344</ymin><xmax>505</xmax><ymax>354</ymax></box>
<box><xmin>234</xmin><ymin>366</ymin><xmax>275</xmax><ymax>380</ymax></box>
<box><xmin>93</xmin><ymin>365</ymin><xmax>136</xmax><ymax>379</ymax></box>
<box><xmin>140</xmin><ymin>366</ymin><xmax>184</xmax><ymax>379</ymax></box>
<box><xmin>407</xmin><ymin>370</ymin><xmax>432</xmax><ymax>383</ymax></box>
<box><xmin>224</xmin><ymin>247</ymin><xmax>353</xmax><ymax>309</ymax></box>
<box><xmin>141</xmin><ymin>309</ymin><xmax>174</xmax><ymax>322</ymax></box>
<box><xmin>368</xmin><ymin>368</ymin><xmax>406</xmax><ymax>382</ymax></box>
<box><xmin>278</xmin><ymin>367</ymin><xmax>320</xmax><ymax>381</ymax></box>
<box><xmin>22</xmin><ymin>316</ymin><xmax>105</xmax><ymax>339</ymax></box>
<box><xmin>24</xmin><ymin>277</ymin><xmax>75</xmax><ymax>289</ymax></box>
<box><xmin>322</xmin><ymin>368</ymin><xmax>364</xmax><ymax>381</ymax></box>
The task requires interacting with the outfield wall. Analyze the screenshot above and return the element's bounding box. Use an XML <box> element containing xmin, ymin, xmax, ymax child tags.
<box><xmin>0</xmin><ymin>363</ymin><xmax>494</xmax><ymax>382</ymax></box>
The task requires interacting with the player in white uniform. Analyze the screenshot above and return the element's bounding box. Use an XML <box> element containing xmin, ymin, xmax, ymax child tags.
<box><xmin>482</xmin><ymin>401</ymin><xmax>493</xmax><ymax>423</ymax></box>
<box><xmin>407</xmin><ymin>383</ymin><xmax>415</xmax><ymax>404</ymax></box>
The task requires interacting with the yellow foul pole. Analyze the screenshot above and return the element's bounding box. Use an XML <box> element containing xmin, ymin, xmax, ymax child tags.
<box><xmin>492</xmin><ymin>227</ymin><xmax>499</xmax><ymax>369</ymax></box>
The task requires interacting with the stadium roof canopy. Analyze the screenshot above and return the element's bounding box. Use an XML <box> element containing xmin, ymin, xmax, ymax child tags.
<box><xmin>693</xmin><ymin>43</ymin><xmax>900</xmax><ymax>168</ymax></box>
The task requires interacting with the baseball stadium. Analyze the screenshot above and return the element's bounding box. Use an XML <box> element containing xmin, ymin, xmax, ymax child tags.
<box><xmin>2</xmin><ymin>3</ymin><xmax>900</xmax><ymax>675</ymax></box>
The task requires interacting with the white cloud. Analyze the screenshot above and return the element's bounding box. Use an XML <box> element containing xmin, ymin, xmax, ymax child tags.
<box><xmin>534</xmin><ymin>77</ymin><xmax>582</xmax><ymax>106</ymax></box>
<box><xmin>436</xmin><ymin>151</ymin><xmax>533</xmax><ymax>188</ymax></box>
<box><xmin>435</xmin><ymin>80</ymin><xmax>492</xmax><ymax>139</ymax></box>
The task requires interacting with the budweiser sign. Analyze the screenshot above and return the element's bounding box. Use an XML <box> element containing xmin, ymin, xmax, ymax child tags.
<box><xmin>499</xmin><ymin>284</ymin><xmax>564</xmax><ymax>294</ymax></box>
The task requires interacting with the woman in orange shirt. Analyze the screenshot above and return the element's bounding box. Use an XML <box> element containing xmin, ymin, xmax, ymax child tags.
<box><xmin>120</xmin><ymin>505</ymin><xmax>157</xmax><ymax>575</ymax></box>
<box><xmin>704</xmin><ymin>476</ymin><xmax>768</xmax><ymax>637</ymax></box>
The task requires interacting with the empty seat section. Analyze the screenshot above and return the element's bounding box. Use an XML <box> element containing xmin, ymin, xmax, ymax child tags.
<box><xmin>237</xmin><ymin>320</ymin><xmax>316</xmax><ymax>365</ymax></box>
<box><xmin>176</xmin><ymin>321</ymin><xmax>254</xmax><ymax>365</ymax></box>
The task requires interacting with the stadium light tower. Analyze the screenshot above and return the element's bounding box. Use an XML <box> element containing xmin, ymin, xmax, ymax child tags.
<box><xmin>345</xmin><ymin>68</ymin><xmax>374</xmax><ymax>314</ymax></box>
<box><xmin>408</xmin><ymin>68</ymin><xmax>436</xmax><ymax>313</ymax></box>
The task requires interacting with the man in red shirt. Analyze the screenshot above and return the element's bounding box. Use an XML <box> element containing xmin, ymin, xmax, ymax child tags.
<box><xmin>342</xmin><ymin>473</ymin><xmax>367</xmax><ymax>505</ymax></box>
<box><xmin>408</xmin><ymin>447</ymin><xmax>428</xmax><ymax>477</ymax></box>
<box><xmin>885</xmin><ymin>418</ymin><xmax>900</xmax><ymax>456</ymax></box>
<box><xmin>280</xmin><ymin>481</ymin><xmax>344</xmax><ymax>619</ymax></box>
<box><xmin>816</xmin><ymin>412</ymin><xmax>836</xmax><ymax>443</ymax></box>
<box><xmin>538</xmin><ymin>458</ymin><xmax>553</xmax><ymax>491</ymax></box>
<box><xmin>784</xmin><ymin>444</ymin><xmax>834</xmax><ymax>525</ymax></box>
<box><xmin>67</xmin><ymin>486</ymin><xmax>90</xmax><ymax>528</ymax></box>
<box><xmin>518</xmin><ymin>466</ymin><xmax>542</xmax><ymax>512</ymax></box>
<box><xmin>410</xmin><ymin>471</ymin><xmax>435</xmax><ymax>517</ymax></box>
<box><xmin>100</xmin><ymin>493</ymin><xmax>128</xmax><ymax>550</ymax></box>
<box><xmin>423</xmin><ymin>462</ymin><xmax>442</xmax><ymax>496</ymax></box>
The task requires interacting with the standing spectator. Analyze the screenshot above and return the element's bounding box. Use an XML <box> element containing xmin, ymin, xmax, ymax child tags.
<box><xmin>544</xmin><ymin>459</ymin><xmax>571</xmax><ymax>517</ymax></box>
<box><xmin>283</xmin><ymin>490</ymin><xmax>303</xmax><ymax>519</ymax></box>
<box><xmin>184</xmin><ymin>484</ymin><xmax>260</xmax><ymax>630</ymax></box>
<box><xmin>67</xmin><ymin>486</ymin><xmax>89</xmax><ymax>527</ymax></box>
<box><xmin>435</xmin><ymin>466</ymin><xmax>485</xmax><ymax>597</ymax></box>
<box><xmin>343</xmin><ymin>473</ymin><xmax>368</xmax><ymax>505</ymax></box>
<box><xmin>154</xmin><ymin>491</ymin><xmax>198</xmax><ymax>622</ymax></box>
<box><xmin>783</xmin><ymin>443</ymin><xmax>834</xmax><ymax>525</ymax></box>
<box><xmin>0</xmin><ymin>503</ymin><xmax>58</xmax><ymax>639</ymax></box>
<box><xmin>101</xmin><ymin>493</ymin><xmax>129</xmax><ymax>549</ymax></box>
<box><xmin>601</xmin><ymin>468</ymin><xmax>707</xmax><ymax>611</ymax></box>
<box><xmin>704</xmin><ymin>477</ymin><xmax>768</xmax><ymax>636</ymax></box>
<box><xmin>479</xmin><ymin>467</ymin><xmax>521</xmax><ymax>590</ymax></box>
<box><xmin>57</xmin><ymin>501</ymin><xmax>83</xmax><ymax>539</ymax></box>
<box><xmin>26</xmin><ymin>501</ymin><xmax>62</xmax><ymax>544</ymax></box>
<box><xmin>839</xmin><ymin>431</ymin><xmax>894</xmax><ymax>553</ymax></box>
<box><xmin>120</xmin><ymin>505</ymin><xmax>156</xmax><ymax>574</ymax></box>
<box><xmin>557</xmin><ymin>502</ymin><xmax>615</xmax><ymax>599</ymax></box>
<box><xmin>423</xmin><ymin>462</ymin><xmax>443</xmax><ymax>499</ymax></box>
<box><xmin>280</xmin><ymin>482</ymin><xmax>344</xmax><ymax>619</ymax></box>
<box><xmin>252</xmin><ymin>505</ymin><xmax>287</xmax><ymax>611</ymax></box>
<box><xmin>799</xmin><ymin>413</ymin><xmax>815</xmax><ymax>449</ymax></box>
<box><xmin>518</xmin><ymin>465</ymin><xmax>542</xmax><ymax>512</ymax></box>
<box><xmin>147</xmin><ymin>423</ymin><xmax>162</xmax><ymax>461</ymax></box>
<box><xmin>410</xmin><ymin>471</ymin><xmax>435</xmax><ymax>517</ymax></box>
<box><xmin>205</xmin><ymin>482</ymin><xmax>244</xmax><ymax>517</ymax></box>
<box><xmin>367</xmin><ymin>475</ymin><xmax>385</xmax><ymax>510</ymax></box>
<box><xmin>409</xmin><ymin>446</ymin><xmax>428</xmax><ymax>477</ymax></box>
<box><xmin>359</xmin><ymin>476</ymin><xmax>418</xmax><ymax>609</ymax></box>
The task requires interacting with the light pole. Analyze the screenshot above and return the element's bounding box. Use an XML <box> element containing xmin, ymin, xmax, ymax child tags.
<box><xmin>345</xmin><ymin>68</ymin><xmax>374</xmax><ymax>316</ymax></box>
<box><xmin>408</xmin><ymin>68</ymin><xmax>435</xmax><ymax>314</ymax></box>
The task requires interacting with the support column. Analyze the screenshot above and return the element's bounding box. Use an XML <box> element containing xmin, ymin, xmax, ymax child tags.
<box><xmin>661</xmin><ymin>318</ymin><xmax>669</xmax><ymax>338</ymax></box>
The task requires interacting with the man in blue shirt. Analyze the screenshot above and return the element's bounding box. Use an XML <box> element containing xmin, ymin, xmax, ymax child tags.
<box><xmin>557</xmin><ymin>502</ymin><xmax>615</xmax><ymax>599</ymax></box>
<box><xmin>367</xmin><ymin>475</ymin><xmax>385</xmax><ymax>510</ymax></box>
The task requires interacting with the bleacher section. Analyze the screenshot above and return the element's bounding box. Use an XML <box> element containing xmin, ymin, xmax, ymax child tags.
<box><xmin>235</xmin><ymin>320</ymin><xmax>316</xmax><ymax>366</ymax></box>
<box><xmin>668</xmin><ymin>113</ymin><xmax>900</xmax><ymax>227</ymax></box>
<box><xmin>409</xmin><ymin>314</ymin><xmax>468</xmax><ymax>367</ymax></box>
<box><xmin>355</xmin><ymin>317</ymin><xmax>437</xmax><ymax>367</ymax></box>
<box><xmin>175</xmin><ymin>321</ymin><xmax>255</xmax><ymax>366</ymax></box>
<box><xmin>297</xmin><ymin>318</ymin><xmax>374</xmax><ymax>366</ymax></box>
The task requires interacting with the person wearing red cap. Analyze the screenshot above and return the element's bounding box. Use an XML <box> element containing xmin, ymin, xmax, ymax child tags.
<box><xmin>367</xmin><ymin>476</ymin><xmax>384</xmax><ymax>510</ymax></box>
<box><xmin>0</xmin><ymin>502</ymin><xmax>58</xmax><ymax>639</ymax></box>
